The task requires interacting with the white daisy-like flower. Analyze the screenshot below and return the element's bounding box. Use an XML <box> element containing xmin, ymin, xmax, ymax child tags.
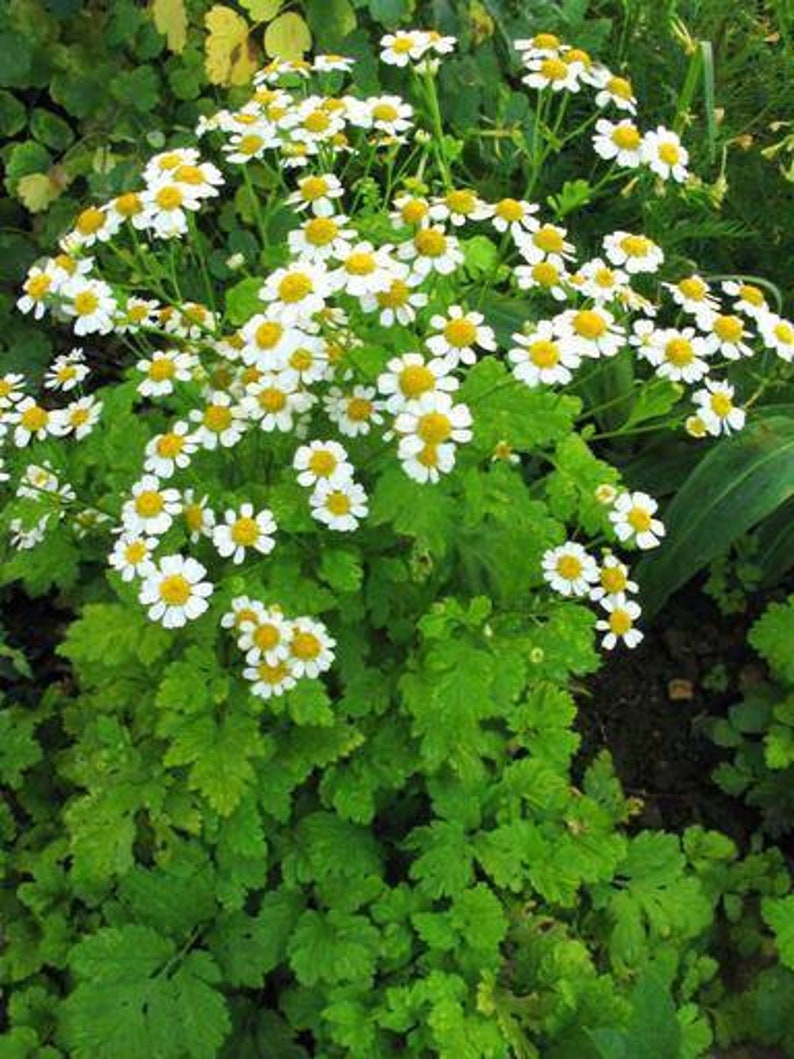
<box><xmin>44</xmin><ymin>348</ymin><xmax>88</xmax><ymax>392</ymax></box>
<box><xmin>143</xmin><ymin>147</ymin><xmax>201</xmax><ymax>184</ymax></box>
<box><xmin>514</xmin><ymin>258</ymin><xmax>570</xmax><ymax>301</ymax></box>
<box><xmin>243</xmin><ymin>658</ymin><xmax>297</xmax><ymax>700</ymax></box>
<box><xmin>287</xmin><ymin>173</ymin><xmax>344</xmax><ymax>216</ymax></box>
<box><xmin>641</xmin><ymin>126</ymin><xmax>689</xmax><ymax>182</ymax></box>
<box><xmin>16</xmin><ymin>462</ymin><xmax>61</xmax><ymax>500</ymax></box>
<box><xmin>156</xmin><ymin>158</ymin><xmax>224</xmax><ymax>200</ymax></box>
<box><xmin>556</xmin><ymin>307</ymin><xmax>625</xmax><ymax>359</ymax></box>
<box><xmin>61</xmin><ymin>205</ymin><xmax>121</xmax><ymax>251</ymax></box>
<box><xmin>213</xmin><ymin>503</ymin><xmax>278</xmax><ymax>564</ymax></box>
<box><xmin>17</xmin><ymin>266</ymin><xmax>54</xmax><ymax>318</ymax></box>
<box><xmin>139</xmin><ymin>182</ymin><xmax>203</xmax><ymax>239</ymax></box>
<box><xmin>575</xmin><ymin>258</ymin><xmax>630</xmax><ymax>303</ymax></box>
<box><xmin>391</xmin><ymin>192</ymin><xmax>431</xmax><ymax>229</ymax></box>
<box><xmin>602</xmin><ymin>231</ymin><xmax>664</xmax><ymax>274</ymax></box>
<box><xmin>542</xmin><ymin>542</ymin><xmax>599</xmax><ymax>597</ymax></box>
<box><xmin>380</xmin><ymin>30</ymin><xmax>429</xmax><ymax>66</ymax></box>
<box><xmin>164</xmin><ymin>302</ymin><xmax>217</xmax><ymax>340</ymax></box>
<box><xmin>10</xmin><ymin>515</ymin><xmax>51</xmax><ymax>551</ymax></box>
<box><xmin>394</xmin><ymin>391</ymin><xmax>472</xmax><ymax>483</ymax></box>
<box><xmin>286</xmin><ymin>616</ymin><xmax>335</xmax><ymax>679</ymax></box>
<box><xmin>663</xmin><ymin>275</ymin><xmax>719</xmax><ymax>316</ymax></box>
<box><xmin>143</xmin><ymin>422</ymin><xmax>198</xmax><ymax>478</ymax></box>
<box><xmin>324</xmin><ymin>385</ymin><xmax>384</xmax><ymax>437</ymax></box>
<box><xmin>180</xmin><ymin>489</ymin><xmax>215</xmax><ymax>542</ymax></box>
<box><xmin>109</xmin><ymin>534</ymin><xmax>158</xmax><ymax>582</ymax></box>
<box><xmin>377</xmin><ymin>353</ymin><xmax>458</xmax><ymax>413</ymax></box>
<box><xmin>509</xmin><ymin>321</ymin><xmax>581</xmax><ymax>387</ymax></box>
<box><xmin>359</xmin><ymin>268</ymin><xmax>428</xmax><ymax>327</ymax></box>
<box><xmin>115</xmin><ymin>296</ymin><xmax>160</xmax><ymax>333</ymax></box>
<box><xmin>220</xmin><ymin>595</ymin><xmax>260</xmax><ymax>632</ymax></box>
<box><xmin>285</xmin><ymin>334</ymin><xmax>332</xmax><ymax>385</ymax></box>
<box><xmin>595</xmin><ymin>483</ymin><xmax>619</xmax><ymax>505</ymax></box>
<box><xmin>62</xmin><ymin>395</ymin><xmax>102</xmax><ymax>440</ymax></box>
<box><xmin>189</xmin><ymin>392</ymin><xmax>248</xmax><ymax>449</ymax></box>
<box><xmin>592</xmin><ymin>118</ymin><xmax>644</xmax><ymax>168</ymax></box>
<box><xmin>236</xmin><ymin>603</ymin><xmax>292</xmax><ymax>665</ymax></box>
<box><xmin>590</xmin><ymin>555</ymin><xmax>638</xmax><ymax>602</ymax></box>
<box><xmin>594</xmin><ymin>73</ymin><xmax>638</xmax><ymax>114</ymax></box>
<box><xmin>287</xmin><ymin>213</ymin><xmax>354</xmax><ymax>263</ymax></box>
<box><xmin>426</xmin><ymin>306</ymin><xmax>497</xmax><ymax>368</ymax></box>
<box><xmin>310</xmin><ymin>477</ymin><xmax>368</xmax><ymax>532</ymax></box>
<box><xmin>241</xmin><ymin>370</ymin><xmax>314</xmax><ymax>432</ymax></box>
<box><xmin>122</xmin><ymin>476</ymin><xmax>181</xmax><ymax>536</ymax></box>
<box><xmin>759</xmin><ymin>313</ymin><xmax>794</xmax><ymax>361</ymax></box>
<box><xmin>313</xmin><ymin>53</ymin><xmax>355</xmax><ymax>73</ymax></box>
<box><xmin>609</xmin><ymin>490</ymin><xmax>665</xmax><ymax>550</ymax></box>
<box><xmin>721</xmin><ymin>280</ymin><xmax>769</xmax><ymax>319</ymax></box>
<box><xmin>516</xmin><ymin>223</ymin><xmax>576</xmax><ymax>268</ymax></box>
<box><xmin>429</xmin><ymin>188</ymin><xmax>491</xmax><ymax>227</ymax></box>
<box><xmin>641</xmin><ymin>327</ymin><xmax>712</xmax><ymax>383</ymax></box>
<box><xmin>105</xmin><ymin>190</ymin><xmax>148</xmax><ymax>232</ymax></box>
<box><xmin>596</xmin><ymin>594</ymin><xmax>643</xmax><ymax>649</ymax></box>
<box><xmin>487</xmin><ymin>198</ymin><xmax>542</xmax><ymax>239</ymax></box>
<box><xmin>223</xmin><ymin>128</ymin><xmax>278</xmax><ymax>165</ymax></box>
<box><xmin>697</xmin><ymin>312</ymin><xmax>754</xmax><ymax>360</ymax></box>
<box><xmin>692</xmin><ymin>380</ymin><xmax>746</xmax><ymax>436</ymax></box>
<box><xmin>136</xmin><ymin>350</ymin><xmax>197</xmax><ymax>398</ymax></box>
<box><xmin>10</xmin><ymin>398</ymin><xmax>66</xmax><ymax>447</ymax></box>
<box><xmin>0</xmin><ymin>373</ymin><xmax>25</xmax><ymax>410</ymax></box>
<box><xmin>259</xmin><ymin>263</ymin><xmax>330</xmax><ymax>323</ymax></box>
<box><xmin>398</xmin><ymin>225</ymin><xmax>464</xmax><ymax>278</ymax></box>
<box><xmin>356</xmin><ymin>95</ymin><xmax>414</xmax><ymax>136</ymax></box>
<box><xmin>239</xmin><ymin>314</ymin><xmax>305</xmax><ymax>371</ymax></box>
<box><xmin>523</xmin><ymin>54</ymin><xmax>581</xmax><ymax>92</ymax></box>
<box><xmin>330</xmin><ymin>241</ymin><xmax>396</xmax><ymax>299</ymax></box>
<box><xmin>139</xmin><ymin>555</ymin><xmax>213</xmax><ymax>628</ymax></box>
<box><xmin>293</xmin><ymin>439</ymin><xmax>353</xmax><ymax>487</ymax></box>
<box><xmin>61</xmin><ymin>277</ymin><xmax>117</xmax><ymax>336</ymax></box>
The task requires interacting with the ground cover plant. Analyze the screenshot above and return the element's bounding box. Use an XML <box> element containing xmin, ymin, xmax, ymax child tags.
<box><xmin>3</xmin><ymin>15</ymin><xmax>794</xmax><ymax>1059</ymax></box>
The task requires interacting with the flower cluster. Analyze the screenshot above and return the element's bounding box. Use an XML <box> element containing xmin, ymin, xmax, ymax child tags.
<box><xmin>4</xmin><ymin>26</ymin><xmax>791</xmax><ymax>674</ymax></box>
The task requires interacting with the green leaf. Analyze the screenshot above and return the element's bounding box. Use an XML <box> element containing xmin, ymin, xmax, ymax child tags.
<box><xmin>0</xmin><ymin>707</ymin><xmax>42</xmax><ymax>788</ymax></box>
<box><xmin>622</xmin><ymin>380</ymin><xmax>682</xmax><ymax>429</ymax></box>
<box><xmin>762</xmin><ymin>895</ymin><xmax>794</xmax><ymax>969</ymax></box>
<box><xmin>0</xmin><ymin>90</ymin><xmax>26</xmax><ymax>137</ymax></box>
<box><xmin>240</xmin><ymin>0</ymin><xmax>282</xmax><ymax>18</ymax></box>
<box><xmin>61</xmin><ymin>926</ymin><xmax>230</xmax><ymax>1059</ymax></box>
<box><xmin>367</xmin><ymin>0</ymin><xmax>409</xmax><ymax>24</ymax></box>
<box><xmin>638</xmin><ymin>415</ymin><xmax>794</xmax><ymax>617</ymax></box>
<box><xmin>305</xmin><ymin>0</ymin><xmax>356</xmax><ymax>46</ymax></box>
<box><xmin>224</xmin><ymin>276</ymin><xmax>262</xmax><ymax>326</ymax></box>
<box><xmin>264</xmin><ymin>12</ymin><xmax>312</xmax><ymax>59</ymax></box>
<box><xmin>0</xmin><ymin>33</ymin><xmax>33</xmax><ymax>88</ymax></box>
<box><xmin>29</xmin><ymin>108</ymin><xmax>74</xmax><ymax>151</ymax></box>
<box><xmin>319</xmin><ymin>548</ymin><xmax>363</xmax><ymax>593</ymax></box>
<box><xmin>4</xmin><ymin>141</ymin><xmax>52</xmax><ymax>195</ymax></box>
<box><xmin>287</xmin><ymin>909</ymin><xmax>379</xmax><ymax>986</ymax></box>
<box><xmin>750</xmin><ymin>596</ymin><xmax>794</xmax><ymax>683</ymax></box>
<box><xmin>208</xmin><ymin>889</ymin><xmax>303</xmax><ymax>985</ymax></box>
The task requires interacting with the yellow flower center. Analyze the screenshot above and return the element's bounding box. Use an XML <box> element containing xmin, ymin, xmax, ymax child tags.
<box><xmin>345</xmin><ymin>252</ymin><xmax>376</xmax><ymax>276</ymax></box>
<box><xmin>157</xmin><ymin>433</ymin><xmax>185</xmax><ymax>458</ymax></box>
<box><xmin>529</xmin><ymin>339</ymin><xmax>560</xmax><ymax>368</ymax></box>
<box><xmin>378</xmin><ymin>280</ymin><xmax>410</xmax><ymax>308</ymax></box>
<box><xmin>254</xmin><ymin>321</ymin><xmax>283</xmax><ymax>349</ymax></box>
<box><xmin>231</xmin><ymin>516</ymin><xmax>259</xmax><ymax>546</ymax></box>
<box><xmin>204</xmin><ymin>405</ymin><xmax>232</xmax><ymax>432</ymax></box>
<box><xmin>665</xmin><ymin>338</ymin><xmax>694</xmax><ymax>367</ymax></box>
<box><xmin>304</xmin><ymin>110</ymin><xmax>330</xmax><ymax>134</ymax></box>
<box><xmin>76</xmin><ymin>207</ymin><xmax>105</xmax><ymax>235</ymax></box>
<box><xmin>278</xmin><ymin>273</ymin><xmax>313</xmax><ymax>303</ymax></box>
<box><xmin>124</xmin><ymin>541</ymin><xmax>148</xmax><ymax>564</ymax></box>
<box><xmin>159</xmin><ymin>574</ymin><xmax>191</xmax><ymax>606</ymax></box>
<box><xmin>135</xmin><ymin>490</ymin><xmax>164</xmax><ymax>517</ymax></box>
<box><xmin>70</xmin><ymin>407</ymin><xmax>90</xmax><ymax>426</ymax></box>
<box><xmin>401</xmin><ymin>199</ymin><xmax>429</xmax><ymax>225</ymax></box>
<box><xmin>21</xmin><ymin>405</ymin><xmax>48</xmax><ymax>431</ymax></box>
<box><xmin>417</xmin><ymin>411</ymin><xmax>452</xmax><ymax>444</ymax></box>
<box><xmin>57</xmin><ymin>365</ymin><xmax>77</xmax><ymax>382</ymax></box>
<box><xmin>573</xmin><ymin>310</ymin><xmax>607</xmax><ymax>339</ymax></box>
<box><xmin>713</xmin><ymin>315</ymin><xmax>744</xmax><ymax>342</ymax></box>
<box><xmin>710</xmin><ymin>392</ymin><xmax>734</xmax><ymax>418</ymax></box>
<box><xmin>532</xmin><ymin>261</ymin><xmax>560</xmax><ymax>286</ymax></box>
<box><xmin>326</xmin><ymin>491</ymin><xmax>352</xmax><ymax>516</ymax></box>
<box><xmin>257</xmin><ymin>387</ymin><xmax>287</xmax><ymax>412</ymax></box>
<box><xmin>254</xmin><ymin>623</ymin><xmax>281</xmax><ymax>650</ymax></box>
<box><xmin>658</xmin><ymin>141</ymin><xmax>680</xmax><ymax>165</ymax></box>
<box><xmin>54</xmin><ymin>254</ymin><xmax>77</xmax><ymax>274</ymax></box>
<box><xmin>627</xmin><ymin>507</ymin><xmax>652</xmax><ymax>532</ymax></box>
<box><xmin>26</xmin><ymin>273</ymin><xmax>51</xmax><ymax>299</ymax></box>
<box><xmin>534</xmin><ymin>33</ymin><xmax>560</xmax><ymax>48</ymax></box>
<box><xmin>308</xmin><ymin>450</ymin><xmax>338</xmax><ymax>477</ymax></box>
<box><xmin>612</xmin><ymin>125</ymin><xmax>640</xmax><ymax>150</ymax></box>
<box><xmin>304</xmin><ymin>217</ymin><xmax>338</xmax><ymax>246</ymax></box>
<box><xmin>184</xmin><ymin>504</ymin><xmax>204</xmax><ymax>532</ymax></box>
<box><xmin>257</xmin><ymin>661</ymin><xmax>289</xmax><ymax>684</ymax></box>
<box><xmin>291</xmin><ymin>631</ymin><xmax>321</xmax><ymax>660</ymax></box>
<box><xmin>495</xmin><ymin>198</ymin><xmax>525</xmax><ymax>222</ymax></box>
<box><xmin>74</xmin><ymin>291</ymin><xmax>99</xmax><ymax>316</ymax></box>
<box><xmin>149</xmin><ymin>358</ymin><xmax>176</xmax><ymax>382</ymax></box>
<box><xmin>601</xmin><ymin>566</ymin><xmax>627</xmax><ymax>593</ymax></box>
<box><xmin>607</xmin><ymin>75</ymin><xmax>634</xmax><ymax>100</ymax></box>
<box><xmin>414</xmin><ymin>228</ymin><xmax>447</xmax><ymax>258</ymax></box>
<box><xmin>290</xmin><ymin>348</ymin><xmax>314</xmax><ymax>371</ymax></box>
<box><xmin>372</xmin><ymin>102</ymin><xmax>399</xmax><ymax>122</ymax></box>
<box><xmin>595</xmin><ymin>267</ymin><xmax>616</xmax><ymax>288</ymax></box>
<box><xmin>157</xmin><ymin>152</ymin><xmax>182</xmax><ymax>171</ymax></box>
<box><xmin>678</xmin><ymin>276</ymin><xmax>706</xmax><ymax>300</ymax></box>
<box><xmin>738</xmin><ymin>284</ymin><xmax>764</xmax><ymax>306</ymax></box>
<box><xmin>234</xmin><ymin>606</ymin><xmax>258</xmax><ymax>627</ymax></box>
<box><xmin>775</xmin><ymin>321</ymin><xmax>794</xmax><ymax>344</ymax></box>
<box><xmin>173</xmin><ymin>165</ymin><xmax>204</xmax><ymax>185</ymax></box>
<box><xmin>115</xmin><ymin>192</ymin><xmax>142</xmax><ymax>217</ymax></box>
<box><xmin>556</xmin><ymin>555</ymin><xmax>583</xmax><ymax>580</ymax></box>
<box><xmin>300</xmin><ymin>176</ymin><xmax>329</xmax><ymax>200</ymax></box>
<box><xmin>392</xmin><ymin>36</ymin><xmax>415</xmax><ymax>54</ymax></box>
<box><xmin>155</xmin><ymin>186</ymin><xmax>184</xmax><ymax>211</ymax></box>
<box><xmin>565</xmin><ymin>48</ymin><xmax>591</xmax><ymax>67</ymax></box>
<box><xmin>620</xmin><ymin>234</ymin><xmax>651</xmax><ymax>257</ymax></box>
<box><xmin>399</xmin><ymin>364</ymin><xmax>435</xmax><ymax>397</ymax></box>
<box><xmin>445</xmin><ymin>189</ymin><xmax>476</xmax><ymax>214</ymax></box>
<box><xmin>417</xmin><ymin>443</ymin><xmax>440</xmax><ymax>468</ymax></box>
<box><xmin>540</xmin><ymin>57</ymin><xmax>568</xmax><ymax>81</ymax></box>
<box><xmin>346</xmin><ymin>397</ymin><xmax>373</xmax><ymax>422</ymax></box>
<box><xmin>0</xmin><ymin>381</ymin><xmax>11</xmax><ymax>398</ymax></box>
<box><xmin>238</xmin><ymin>134</ymin><xmax>264</xmax><ymax>155</ymax></box>
<box><xmin>444</xmin><ymin>318</ymin><xmax>477</xmax><ymax>348</ymax></box>
<box><xmin>609</xmin><ymin>609</ymin><xmax>633</xmax><ymax>635</ymax></box>
<box><xmin>533</xmin><ymin>226</ymin><xmax>564</xmax><ymax>253</ymax></box>
<box><xmin>127</xmin><ymin>303</ymin><xmax>149</xmax><ymax>322</ymax></box>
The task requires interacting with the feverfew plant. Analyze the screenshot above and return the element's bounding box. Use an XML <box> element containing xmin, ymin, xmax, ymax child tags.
<box><xmin>2</xmin><ymin>28</ymin><xmax>794</xmax><ymax>1059</ymax></box>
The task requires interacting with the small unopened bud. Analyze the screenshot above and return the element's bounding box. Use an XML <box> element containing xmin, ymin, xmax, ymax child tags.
<box><xmin>226</xmin><ymin>252</ymin><xmax>245</xmax><ymax>271</ymax></box>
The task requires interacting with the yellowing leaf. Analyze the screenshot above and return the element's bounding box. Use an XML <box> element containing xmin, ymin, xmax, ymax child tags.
<box><xmin>151</xmin><ymin>0</ymin><xmax>188</xmax><ymax>54</ymax></box>
<box><xmin>16</xmin><ymin>172</ymin><xmax>61</xmax><ymax>213</ymax></box>
<box><xmin>264</xmin><ymin>11</ymin><xmax>312</xmax><ymax>60</ymax></box>
<box><xmin>204</xmin><ymin>5</ymin><xmax>258</xmax><ymax>86</ymax></box>
<box><xmin>240</xmin><ymin>0</ymin><xmax>282</xmax><ymax>20</ymax></box>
